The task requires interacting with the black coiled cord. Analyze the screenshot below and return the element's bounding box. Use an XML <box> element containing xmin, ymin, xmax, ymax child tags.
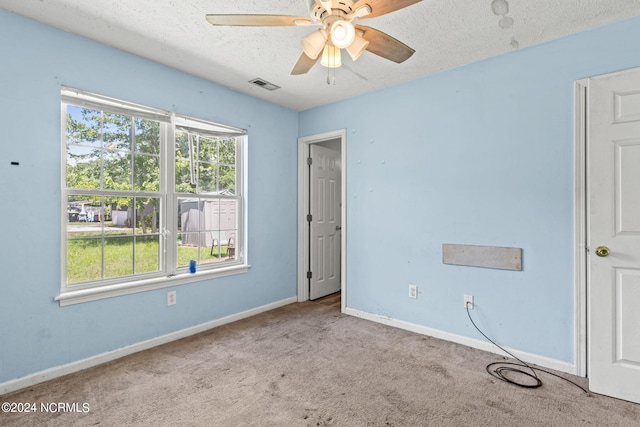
<box><xmin>466</xmin><ymin>303</ymin><xmax>589</xmax><ymax>394</ymax></box>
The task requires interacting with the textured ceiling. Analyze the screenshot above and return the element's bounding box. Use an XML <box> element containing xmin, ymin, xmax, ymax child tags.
<box><xmin>2</xmin><ymin>0</ymin><xmax>640</xmax><ymax>111</ymax></box>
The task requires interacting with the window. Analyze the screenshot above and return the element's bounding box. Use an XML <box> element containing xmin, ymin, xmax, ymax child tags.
<box><xmin>59</xmin><ymin>88</ymin><xmax>247</xmax><ymax>305</ymax></box>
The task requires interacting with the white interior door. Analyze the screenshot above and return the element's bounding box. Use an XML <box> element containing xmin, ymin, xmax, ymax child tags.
<box><xmin>309</xmin><ymin>144</ymin><xmax>341</xmax><ymax>300</ymax></box>
<box><xmin>588</xmin><ymin>67</ymin><xmax>640</xmax><ymax>404</ymax></box>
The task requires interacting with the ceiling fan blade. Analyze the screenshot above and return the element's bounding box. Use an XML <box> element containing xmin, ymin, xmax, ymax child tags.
<box><xmin>355</xmin><ymin>25</ymin><xmax>415</xmax><ymax>63</ymax></box>
<box><xmin>353</xmin><ymin>0</ymin><xmax>423</xmax><ymax>19</ymax></box>
<box><xmin>206</xmin><ymin>14</ymin><xmax>312</xmax><ymax>27</ymax></box>
<box><xmin>291</xmin><ymin>52</ymin><xmax>321</xmax><ymax>75</ymax></box>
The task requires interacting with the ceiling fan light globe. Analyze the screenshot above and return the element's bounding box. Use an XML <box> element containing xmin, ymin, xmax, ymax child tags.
<box><xmin>330</xmin><ymin>21</ymin><xmax>355</xmax><ymax>49</ymax></box>
<box><xmin>302</xmin><ymin>29</ymin><xmax>328</xmax><ymax>59</ymax></box>
<box><xmin>346</xmin><ymin>34</ymin><xmax>369</xmax><ymax>61</ymax></box>
<box><xmin>321</xmin><ymin>45</ymin><xmax>342</xmax><ymax>68</ymax></box>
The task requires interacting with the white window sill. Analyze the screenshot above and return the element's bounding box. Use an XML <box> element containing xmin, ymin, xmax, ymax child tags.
<box><xmin>55</xmin><ymin>264</ymin><xmax>251</xmax><ymax>307</ymax></box>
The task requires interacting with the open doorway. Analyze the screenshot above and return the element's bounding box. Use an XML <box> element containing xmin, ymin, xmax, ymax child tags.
<box><xmin>297</xmin><ymin>130</ymin><xmax>346</xmax><ymax>312</ymax></box>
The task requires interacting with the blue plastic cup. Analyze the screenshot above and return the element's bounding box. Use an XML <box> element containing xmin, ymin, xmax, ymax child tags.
<box><xmin>189</xmin><ymin>260</ymin><xmax>196</xmax><ymax>273</ymax></box>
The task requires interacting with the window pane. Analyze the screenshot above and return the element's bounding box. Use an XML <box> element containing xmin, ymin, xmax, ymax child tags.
<box><xmin>66</xmin><ymin>106</ymin><xmax>101</xmax><ymax>147</ymax></box>
<box><xmin>175</xmin><ymin>198</ymin><xmax>238</xmax><ymax>266</ymax></box>
<box><xmin>108</xmin><ymin>197</ymin><xmax>135</xmax><ymax>233</ymax></box>
<box><xmin>104</xmin><ymin>237</ymin><xmax>133</xmax><ymax>279</ymax></box>
<box><xmin>134</xmin><ymin>153</ymin><xmax>160</xmax><ymax>192</ymax></box>
<box><xmin>175</xmin><ymin>159</ymin><xmax>195</xmax><ymax>193</ymax></box>
<box><xmin>134</xmin><ymin>197</ymin><xmax>162</xmax><ymax>274</ymax></box>
<box><xmin>67</xmin><ymin>145</ymin><xmax>101</xmax><ymax>189</ymax></box>
<box><xmin>135</xmin><ymin>235</ymin><xmax>160</xmax><ymax>274</ymax></box>
<box><xmin>175</xmin><ymin>132</ymin><xmax>194</xmax><ymax>193</ymax></box>
<box><xmin>134</xmin><ymin>118</ymin><xmax>160</xmax><ymax>154</ymax></box>
<box><xmin>178</xmin><ymin>197</ymin><xmax>201</xmax><ymax>234</ymax></box>
<box><xmin>218</xmin><ymin>165</ymin><xmax>235</xmax><ymax>194</ymax></box>
<box><xmin>198</xmin><ymin>162</ymin><xmax>217</xmax><ymax>193</ymax></box>
<box><xmin>219</xmin><ymin>138</ymin><xmax>236</xmax><ymax>195</ymax></box>
<box><xmin>67</xmin><ymin>196</ymin><xmax>103</xmax><ymax>231</ymax></box>
<box><xmin>208</xmin><ymin>230</ymin><xmax>222</xmax><ymax>260</ymax></box>
<box><xmin>67</xmin><ymin>238</ymin><xmax>103</xmax><ymax>284</ymax></box>
<box><xmin>200</xmin><ymin>199</ymin><xmax>219</xmax><ymax>231</ymax></box>
<box><xmin>198</xmin><ymin>232</ymin><xmax>218</xmax><ymax>264</ymax></box>
<box><xmin>219</xmin><ymin>138</ymin><xmax>235</xmax><ymax>164</ymax></box>
<box><xmin>65</xmin><ymin>196</ymin><xmax>111</xmax><ymax>285</ymax></box>
<box><xmin>173</xmin><ymin>197</ymin><xmax>239</xmax><ymax>268</ymax></box>
<box><xmin>219</xmin><ymin>199</ymin><xmax>238</xmax><ymax>231</ymax></box>
<box><xmin>175</xmin><ymin>132</ymin><xmax>191</xmax><ymax>159</ymax></box>
<box><xmin>199</xmin><ymin>232</ymin><xmax>235</xmax><ymax>265</ymax></box>
<box><xmin>103</xmin><ymin>149</ymin><xmax>132</xmax><ymax>190</ymax></box>
<box><xmin>198</xmin><ymin>136</ymin><xmax>218</xmax><ymax>162</ymax></box>
<box><xmin>225</xmin><ymin>233</ymin><xmax>237</xmax><ymax>261</ymax></box>
<box><xmin>177</xmin><ymin>233</ymin><xmax>198</xmax><ymax>268</ymax></box>
<box><xmin>103</xmin><ymin>113</ymin><xmax>132</xmax><ymax>151</ymax></box>
<box><xmin>135</xmin><ymin>197</ymin><xmax>160</xmax><ymax>234</ymax></box>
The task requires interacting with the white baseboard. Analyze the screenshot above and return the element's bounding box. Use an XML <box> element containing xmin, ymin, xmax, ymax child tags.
<box><xmin>1</xmin><ymin>296</ymin><xmax>298</xmax><ymax>396</ymax></box>
<box><xmin>345</xmin><ymin>307</ymin><xmax>578</xmax><ymax>376</ymax></box>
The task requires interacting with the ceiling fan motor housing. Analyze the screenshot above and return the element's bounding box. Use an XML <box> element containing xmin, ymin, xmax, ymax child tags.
<box><xmin>308</xmin><ymin>0</ymin><xmax>355</xmax><ymax>21</ymax></box>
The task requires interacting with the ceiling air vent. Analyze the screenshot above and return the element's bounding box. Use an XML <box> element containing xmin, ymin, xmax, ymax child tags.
<box><xmin>249</xmin><ymin>78</ymin><xmax>280</xmax><ymax>91</ymax></box>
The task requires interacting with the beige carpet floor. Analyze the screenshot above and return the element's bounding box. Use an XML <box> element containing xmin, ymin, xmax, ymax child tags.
<box><xmin>2</xmin><ymin>301</ymin><xmax>639</xmax><ymax>426</ymax></box>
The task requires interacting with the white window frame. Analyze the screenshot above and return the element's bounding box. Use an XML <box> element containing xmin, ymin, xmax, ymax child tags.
<box><xmin>57</xmin><ymin>87</ymin><xmax>249</xmax><ymax>306</ymax></box>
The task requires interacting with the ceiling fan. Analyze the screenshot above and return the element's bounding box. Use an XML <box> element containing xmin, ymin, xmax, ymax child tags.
<box><xmin>206</xmin><ymin>0</ymin><xmax>423</xmax><ymax>75</ymax></box>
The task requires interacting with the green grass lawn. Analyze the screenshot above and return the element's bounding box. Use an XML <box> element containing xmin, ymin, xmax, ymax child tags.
<box><xmin>67</xmin><ymin>237</ymin><xmax>232</xmax><ymax>284</ymax></box>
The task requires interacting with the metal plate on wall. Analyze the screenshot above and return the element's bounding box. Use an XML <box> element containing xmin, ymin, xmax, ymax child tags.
<box><xmin>442</xmin><ymin>244</ymin><xmax>522</xmax><ymax>271</ymax></box>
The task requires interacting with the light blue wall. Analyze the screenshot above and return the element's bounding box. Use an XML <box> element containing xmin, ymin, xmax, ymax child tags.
<box><xmin>0</xmin><ymin>10</ymin><xmax>298</xmax><ymax>384</ymax></box>
<box><xmin>300</xmin><ymin>15</ymin><xmax>640</xmax><ymax>363</ymax></box>
<box><xmin>3</xmin><ymin>7</ymin><xmax>640</xmax><ymax>386</ymax></box>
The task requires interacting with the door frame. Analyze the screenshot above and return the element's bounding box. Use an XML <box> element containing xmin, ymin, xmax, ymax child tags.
<box><xmin>574</xmin><ymin>78</ymin><xmax>588</xmax><ymax>378</ymax></box>
<box><xmin>297</xmin><ymin>129</ymin><xmax>347</xmax><ymax>312</ymax></box>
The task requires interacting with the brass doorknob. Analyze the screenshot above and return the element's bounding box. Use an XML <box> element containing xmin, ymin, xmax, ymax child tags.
<box><xmin>595</xmin><ymin>246</ymin><xmax>610</xmax><ymax>257</ymax></box>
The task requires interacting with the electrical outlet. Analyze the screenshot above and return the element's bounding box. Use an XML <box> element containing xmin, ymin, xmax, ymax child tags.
<box><xmin>409</xmin><ymin>284</ymin><xmax>418</xmax><ymax>299</ymax></box>
<box><xmin>464</xmin><ymin>294</ymin><xmax>473</xmax><ymax>309</ymax></box>
<box><xmin>167</xmin><ymin>291</ymin><xmax>176</xmax><ymax>306</ymax></box>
